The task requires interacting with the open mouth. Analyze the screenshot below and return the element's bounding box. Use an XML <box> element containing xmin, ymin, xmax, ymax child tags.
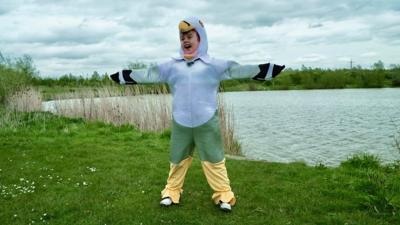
<box><xmin>183</xmin><ymin>43</ymin><xmax>192</xmax><ymax>50</ymax></box>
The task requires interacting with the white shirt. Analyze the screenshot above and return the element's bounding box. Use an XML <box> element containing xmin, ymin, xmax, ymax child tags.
<box><xmin>129</xmin><ymin>56</ymin><xmax>260</xmax><ymax>127</ymax></box>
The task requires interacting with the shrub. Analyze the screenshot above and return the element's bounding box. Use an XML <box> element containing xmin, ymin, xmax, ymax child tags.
<box><xmin>0</xmin><ymin>53</ymin><xmax>37</xmax><ymax>104</ymax></box>
<box><xmin>340</xmin><ymin>153</ymin><xmax>381</xmax><ymax>169</ymax></box>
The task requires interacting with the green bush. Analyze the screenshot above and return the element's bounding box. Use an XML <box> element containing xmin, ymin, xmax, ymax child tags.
<box><xmin>340</xmin><ymin>153</ymin><xmax>381</xmax><ymax>169</ymax></box>
<box><xmin>0</xmin><ymin>53</ymin><xmax>37</xmax><ymax>104</ymax></box>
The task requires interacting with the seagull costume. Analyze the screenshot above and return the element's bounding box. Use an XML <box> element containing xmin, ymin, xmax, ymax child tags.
<box><xmin>109</xmin><ymin>16</ymin><xmax>285</xmax><ymax>209</ymax></box>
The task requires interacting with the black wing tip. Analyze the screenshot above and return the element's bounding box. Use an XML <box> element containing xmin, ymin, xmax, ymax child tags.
<box><xmin>272</xmin><ymin>64</ymin><xmax>286</xmax><ymax>78</ymax></box>
<box><xmin>122</xmin><ymin>70</ymin><xmax>137</xmax><ymax>85</ymax></box>
<box><xmin>110</xmin><ymin>72</ymin><xmax>120</xmax><ymax>83</ymax></box>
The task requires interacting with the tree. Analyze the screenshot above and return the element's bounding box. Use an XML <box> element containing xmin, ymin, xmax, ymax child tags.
<box><xmin>127</xmin><ymin>61</ymin><xmax>147</xmax><ymax>70</ymax></box>
<box><xmin>372</xmin><ymin>60</ymin><xmax>385</xmax><ymax>70</ymax></box>
<box><xmin>90</xmin><ymin>71</ymin><xmax>101</xmax><ymax>81</ymax></box>
<box><xmin>14</xmin><ymin>54</ymin><xmax>39</xmax><ymax>78</ymax></box>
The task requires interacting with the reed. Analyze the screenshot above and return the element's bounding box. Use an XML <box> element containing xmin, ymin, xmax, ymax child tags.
<box><xmin>51</xmin><ymin>87</ymin><xmax>241</xmax><ymax>155</ymax></box>
<box><xmin>48</xmin><ymin>87</ymin><xmax>172</xmax><ymax>132</ymax></box>
<box><xmin>8</xmin><ymin>85</ymin><xmax>242</xmax><ymax>155</ymax></box>
<box><xmin>6</xmin><ymin>87</ymin><xmax>42</xmax><ymax>112</ymax></box>
<box><xmin>218</xmin><ymin>97</ymin><xmax>242</xmax><ymax>155</ymax></box>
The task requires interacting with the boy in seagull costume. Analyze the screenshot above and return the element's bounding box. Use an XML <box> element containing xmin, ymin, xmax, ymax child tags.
<box><xmin>109</xmin><ymin>16</ymin><xmax>285</xmax><ymax>212</ymax></box>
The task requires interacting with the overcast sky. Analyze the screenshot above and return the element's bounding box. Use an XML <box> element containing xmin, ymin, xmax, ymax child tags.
<box><xmin>1</xmin><ymin>0</ymin><xmax>399</xmax><ymax>77</ymax></box>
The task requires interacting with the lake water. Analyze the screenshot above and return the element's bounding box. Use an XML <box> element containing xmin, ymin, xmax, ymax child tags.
<box><xmin>222</xmin><ymin>88</ymin><xmax>400</xmax><ymax>166</ymax></box>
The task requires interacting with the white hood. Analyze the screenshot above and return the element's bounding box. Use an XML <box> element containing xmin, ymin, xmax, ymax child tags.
<box><xmin>178</xmin><ymin>16</ymin><xmax>208</xmax><ymax>59</ymax></box>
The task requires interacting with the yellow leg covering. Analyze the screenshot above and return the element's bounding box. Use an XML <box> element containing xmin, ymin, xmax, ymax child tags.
<box><xmin>201</xmin><ymin>159</ymin><xmax>236</xmax><ymax>206</ymax></box>
<box><xmin>161</xmin><ymin>157</ymin><xmax>193</xmax><ymax>204</ymax></box>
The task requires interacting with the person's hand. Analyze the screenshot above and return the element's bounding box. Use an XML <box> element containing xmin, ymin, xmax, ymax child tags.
<box><xmin>252</xmin><ymin>63</ymin><xmax>285</xmax><ymax>81</ymax></box>
<box><xmin>109</xmin><ymin>70</ymin><xmax>137</xmax><ymax>84</ymax></box>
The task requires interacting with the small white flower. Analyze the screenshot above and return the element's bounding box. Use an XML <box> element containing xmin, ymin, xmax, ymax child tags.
<box><xmin>14</xmin><ymin>214</ymin><xmax>17</xmax><ymax>217</ymax></box>
<box><xmin>83</xmin><ymin>182</ymin><xmax>88</xmax><ymax>186</ymax></box>
<box><xmin>87</xmin><ymin>167</ymin><xmax>96</xmax><ymax>172</ymax></box>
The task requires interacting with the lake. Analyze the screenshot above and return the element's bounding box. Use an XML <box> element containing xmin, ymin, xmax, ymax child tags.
<box><xmin>222</xmin><ymin>88</ymin><xmax>400</xmax><ymax>166</ymax></box>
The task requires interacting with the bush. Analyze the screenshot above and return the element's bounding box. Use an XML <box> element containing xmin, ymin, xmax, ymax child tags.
<box><xmin>0</xmin><ymin>53</ymin><xmax>37</xmax><ymax>104</ymax></box>
<box><xmin>340</xmin><ymin>153</ymin><xmax>381</xmax><ymax>169</ymax></box>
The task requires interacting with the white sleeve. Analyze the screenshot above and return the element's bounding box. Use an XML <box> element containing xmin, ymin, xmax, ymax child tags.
<box><xmin>109</xmin><ymin>62</ymin><xmax>170</xmax><ymax>84</ymax></box>
<box><xmin>129</xmin><ymin>65</ymin><xmax>164</xmax><ymax>84</ymax></box>
<box><xmin>221</xmin><ymin>61</ymin><xmax>284</xmax><ymax>81</ymax></box>
<box><xmin>220</xmin><ymin>61</ymin><xmax>260</xmax><ymax>80</ymax></box>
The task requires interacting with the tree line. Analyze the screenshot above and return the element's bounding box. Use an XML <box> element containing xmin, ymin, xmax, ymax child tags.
<box><xmin>1</xmin><ymin>52</ymin><xmax>400</xmax><ymax>104</ymax></box>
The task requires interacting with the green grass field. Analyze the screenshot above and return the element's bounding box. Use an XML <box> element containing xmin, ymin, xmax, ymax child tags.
<box><xmin>1</xmin><ymin>111</ymin><xmax>399</xmax><ymax>225</ymax></box>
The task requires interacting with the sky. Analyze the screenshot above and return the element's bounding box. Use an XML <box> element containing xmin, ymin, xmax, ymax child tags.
<box><xmin>0</xmin><ymin>0</ymin><xmax>399</xmax><ymax>77</ymax></box>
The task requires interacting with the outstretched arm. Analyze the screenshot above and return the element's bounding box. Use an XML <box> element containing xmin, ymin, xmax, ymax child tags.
<box><xmin>221</xmin><ymin>61</ymin><xmax>285</xmax><ymax>81</ymax></box>
<box><xmin>109</xmin><ymin>64</ymin><xmax>167</xmax><ymax>85</ymax></box>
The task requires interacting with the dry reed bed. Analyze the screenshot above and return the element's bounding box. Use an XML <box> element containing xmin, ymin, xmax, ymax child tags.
<box><xmin>6</xmin><ymin>86</ymin><xmax>241</xmax><ymax>155</ymax></box>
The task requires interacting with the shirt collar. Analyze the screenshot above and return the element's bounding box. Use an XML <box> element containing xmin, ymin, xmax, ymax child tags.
<box><xmin>171</xmin><ymin>54</ymin><xmax>211</xmax><ymax>64</ymax></box>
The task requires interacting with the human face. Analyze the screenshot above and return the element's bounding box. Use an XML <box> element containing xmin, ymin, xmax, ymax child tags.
<box><xmin>180</xmin><ymin>30</ymin><xmax>200</xmax><ymax>54</ymax></box>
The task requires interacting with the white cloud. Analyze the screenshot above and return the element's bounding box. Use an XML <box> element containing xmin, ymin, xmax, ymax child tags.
<box><xmin>0</xmin><ymin>0</ymin><xmax>399</xmax><ymax>76</ymax></box>
<box><xmin>296</xmin><ymin>53</ymin><xmax>327</xmax><ymax>63</ymax></box>
<box><xmin>361</xmin><ymin>52</ymin><xmax>377</xmax><ymax>57</ymax></box>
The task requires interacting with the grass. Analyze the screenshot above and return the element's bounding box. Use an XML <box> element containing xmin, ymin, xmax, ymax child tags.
<box><xmin>1</xmin><ymin>110</ymin><xmax>399</xmax><ymax>225</ymax></box>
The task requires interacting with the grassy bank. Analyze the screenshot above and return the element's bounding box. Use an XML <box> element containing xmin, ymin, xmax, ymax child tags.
<box><xmin>1</xmin><ymin>110</ymin><xmax>399</xmax><ymax>225</ymax></box>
